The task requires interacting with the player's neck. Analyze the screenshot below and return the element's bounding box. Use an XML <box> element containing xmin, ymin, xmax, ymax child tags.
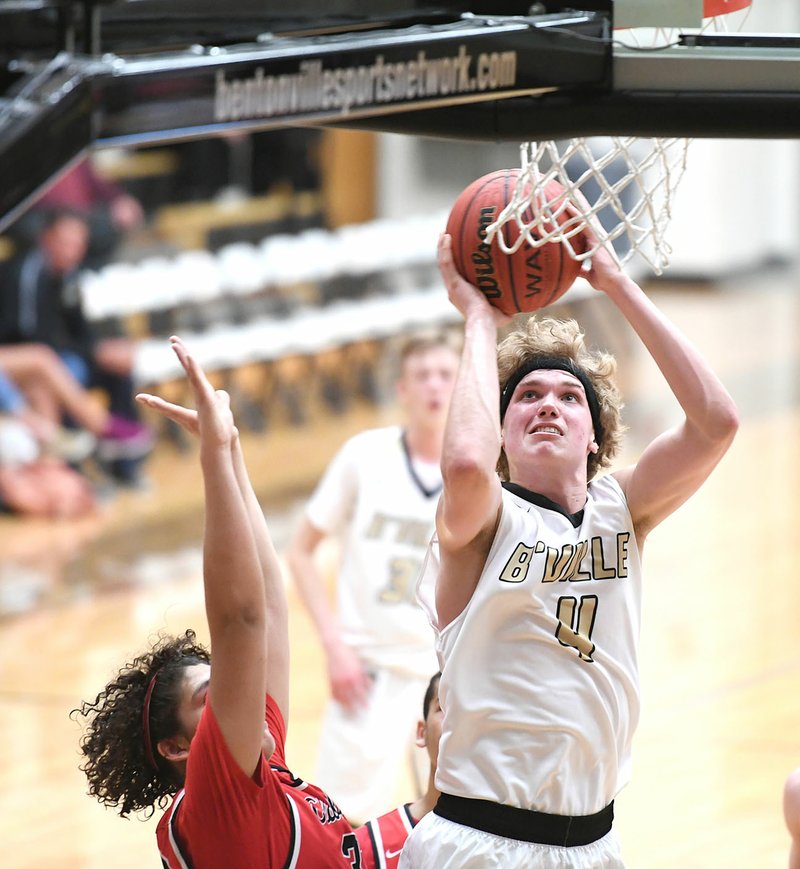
<box><xmin>403</xmin><ymin>424</ymin><xmax>444</xmax><ymax>464</ymax></box>
<box><xmin>510</xmin><ymin>466</ymin><xmax>588</xmax><ymax>514</ymax></box>
<box><xmin>409</xmin><ymin>784</ymin><xmax>440</xmax><ymax>823</ymax></box>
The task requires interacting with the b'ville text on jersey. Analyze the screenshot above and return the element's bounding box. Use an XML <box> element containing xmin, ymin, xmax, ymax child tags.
<box><xmin>499</xmin><ymin>534</ymin><xmax>630</xmax><ymax>584</ymax></box>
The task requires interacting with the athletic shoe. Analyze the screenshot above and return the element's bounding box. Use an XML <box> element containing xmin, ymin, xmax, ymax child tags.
<box><xmin>96</xmin><ymin>415</ymin><xmax>155</xmax><ymax>461</ymax></box>
<box><xmin>49</xmin><ymin>426</ymin><xmax>97</xmax><ymax>463</ymax></box>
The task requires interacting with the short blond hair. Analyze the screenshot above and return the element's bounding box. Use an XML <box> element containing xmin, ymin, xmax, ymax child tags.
<box><xmin>496</xmin><ymin>317</ymin><xmax>625</xmax><ymax>481</ymax></box>
<box><xmin>399</xmin><ymin>333</ymin><xmax>460</xmax><ymax>372</ymax></box>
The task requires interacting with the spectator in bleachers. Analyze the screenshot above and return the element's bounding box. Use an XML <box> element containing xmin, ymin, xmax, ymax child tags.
<box><xmin>0</xmin><ymin>343</ymin><xmax>154</xmax><ymax>463</ymax></box>
<box><xmin>35</xmin><ymin>156</ymin><xmax>145</xmax><ymax>269</ymax></box>
<box><xmin>0</xmin><ymin>416</ymin><xmax>96</xmax><ymax>518</ymax></box>
<box><xmin>0</xmin><ymin>208</ymin><xmax>153</xmax><ymax>486</ymax></box>
<box><xmin>0</xmin><ymin>365</ymin><xmax>93</xmax><ymax>464</ymax></box>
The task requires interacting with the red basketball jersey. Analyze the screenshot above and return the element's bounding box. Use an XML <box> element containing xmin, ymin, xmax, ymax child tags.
<box><xmin>157</xmin><ymin>695</ymin><xmax>360</xmax><ymax>868</ymax></box>
<box><xmin>354</xmin><ymin>804</ymin><xmax>417</xmax><ymax>869</ymax></box>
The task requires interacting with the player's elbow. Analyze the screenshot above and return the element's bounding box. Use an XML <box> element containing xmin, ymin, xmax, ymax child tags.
<box><xmin>706</xmin><ymin>397</ymin><xmax>740</xmax><ymax>447</ymax></box>
<box><xmin>211</xmin><ymin>600</ymin><xmax>267</xmax><ymax>636</ymax></box>
<box><xmin>442</xmin><ymin>449</ymin><xmax>494</xmax><ymax>486</ymax></box>
<box><xmin>440</xmin><ymin>454</ymin><xmax>498</xmax><ymax>531</ymax></box>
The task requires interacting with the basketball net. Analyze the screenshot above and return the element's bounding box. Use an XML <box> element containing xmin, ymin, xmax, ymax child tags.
<box><xmin>486</xmin><ymin>0</ymin><xmax>752</xmax><ymax>275</ymax></box>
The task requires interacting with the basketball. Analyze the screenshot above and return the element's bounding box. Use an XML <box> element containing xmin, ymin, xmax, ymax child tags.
<box><xmin>445</xmin><ymin>169</ymin><xmax>585</xmax><ymax>315</ymax></box>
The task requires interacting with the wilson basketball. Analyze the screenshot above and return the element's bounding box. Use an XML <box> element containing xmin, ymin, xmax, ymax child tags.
<box><xmin>445</xmin><ymin>169</ymin><xmax>585</xmax><ymax>315</ymax></box>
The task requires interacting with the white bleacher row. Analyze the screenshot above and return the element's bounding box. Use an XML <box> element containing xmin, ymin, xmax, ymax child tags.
<box><xmin>80</xmin><ymin>211</ymin><xmax>451</xmax><ymax>320</ymax></box>
<box><xmin>132</xmin><ymin>276</ymin><xmax>597</xmax><ymax>386</ymax></box>
<box><xmin>132</xmin><ymin>285</ymin><xmax>462</xmax><ymax>385</ymax></box>
<box><xmin>75</xmin><ymin>207</ymin><xmax>596</xmax><ymax>385</ymax></box>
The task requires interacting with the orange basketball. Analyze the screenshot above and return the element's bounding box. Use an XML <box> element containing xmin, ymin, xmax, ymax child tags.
<box><xmin>445</xmin><ymin>169</ymin><xmax>585</xmax><ymax>315</ymax></box>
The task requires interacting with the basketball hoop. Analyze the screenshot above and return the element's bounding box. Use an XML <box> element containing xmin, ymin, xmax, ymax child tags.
<box><xmin>487</xmin><ymin>138</ymin><xmax>690</xmax><ymax>274</ymax></box>
<box><xmin>618</xmin><ymin>0</ymin><xmax>752</xmax><ymax>47</ymax></box>
<box><xmin>486</xmin><ymin>0</ymin><xmax>752</xmax><ymax>275</ymax></box>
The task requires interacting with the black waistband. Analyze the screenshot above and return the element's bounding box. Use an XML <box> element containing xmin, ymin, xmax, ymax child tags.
<box><xmin>433</xmin><ymin>793</ymin><xmax>614</xmax><ymax>848</ymax></box>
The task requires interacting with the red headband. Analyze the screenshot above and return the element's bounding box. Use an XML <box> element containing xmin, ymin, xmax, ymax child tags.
<box><xmin>142</xmin><ymin>669</ymin><xmax>162</xmax><ymax>771</ymax></box>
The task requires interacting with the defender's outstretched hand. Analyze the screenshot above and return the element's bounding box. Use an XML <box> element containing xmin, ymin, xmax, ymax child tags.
<box><xmin>438</xmin><ymin>233</ymin><xmax>512</xmax><ymax>326</ymax></box>
<box><xmin>136</xmin><ymin>336</ymin><xmax>237</xmax><ymax>447</ymax></box>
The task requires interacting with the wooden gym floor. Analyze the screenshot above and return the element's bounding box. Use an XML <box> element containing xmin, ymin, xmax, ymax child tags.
<box><xmin>0</xmin><ymin>268</ymin><xmax>798</xmax><ymax>868</ymax></box>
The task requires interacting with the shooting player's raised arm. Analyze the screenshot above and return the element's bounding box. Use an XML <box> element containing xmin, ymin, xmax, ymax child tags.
<box><xmin>583</xmin><ymin>248</ymin><xmax>738</xmax><ymax>541</ymax></box>
<box><xmin>435</xmin><ymin>235</ymin><xmax>509</xmax><ymax>626</ymax></box>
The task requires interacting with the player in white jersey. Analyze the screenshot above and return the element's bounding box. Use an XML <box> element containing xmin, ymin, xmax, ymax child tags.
<box><xmin>400</xmin><ymin>229</ymin><xmax>739</xmax><ymax>869</ymax></box>
<box><xmin>287</xmin><ymin>336</ymin><xmax>459</xmax><ymax>823</ymax></box>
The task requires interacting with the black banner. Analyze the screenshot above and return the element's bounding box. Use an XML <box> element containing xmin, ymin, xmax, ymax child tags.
<box><xmin>0</xmin><ymin>12</ymin><xmax>610</xmax><ymax>230</ymax></box>
<box><xmin>96</xmin><ymin>15</ymin><xmax>609</xmax><ymax>145</ymax></box>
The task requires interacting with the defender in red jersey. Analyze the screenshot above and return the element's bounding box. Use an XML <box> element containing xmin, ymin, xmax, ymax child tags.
<box><xmin>356</xmin><ymin>673</ymin><xmax>442</xmax><ymax>869</ymax></box>
<box><xmin>74</xmin><ymin>337</ymin><xmax>360</xmax><ymax>869</ymax></box>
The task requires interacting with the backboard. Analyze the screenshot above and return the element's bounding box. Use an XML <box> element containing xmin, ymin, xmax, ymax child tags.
<box><xmin>0</xmin><ymin>0</ymin><xmax>798</xmax><ymax>231</ymax></box>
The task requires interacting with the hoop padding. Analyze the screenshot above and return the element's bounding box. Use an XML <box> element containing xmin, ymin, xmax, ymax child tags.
<box><xmin>704</xmin><ymin>0</ymin><xmax>751</xmax><ymax>17</ymax></box>
<box><xmin>486</xmin><ymin>138</ymin><xmax>691</xmax><ymax>275</ymax></box>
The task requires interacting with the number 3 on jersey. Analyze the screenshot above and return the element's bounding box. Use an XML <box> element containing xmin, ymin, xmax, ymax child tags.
<box><xmin>341</xmin><ymin>832</ymin><xmax>362</xmax><ymax>867</ymax></box>
<box><xmin>555</xmin><ymin>594</ymin><xmax>598</xmax><ymax>662</ymax></box>
<box><xmin>378</xmin><ymin>557</ymin><xmax>422</xmax><ymax>605</ymax></box>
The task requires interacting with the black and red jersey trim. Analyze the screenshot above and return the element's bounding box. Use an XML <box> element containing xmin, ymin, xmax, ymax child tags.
<box><xmin>163</xmin><ymin>791</ymin><xmax>194</xmax><ymax>869</ymax></box>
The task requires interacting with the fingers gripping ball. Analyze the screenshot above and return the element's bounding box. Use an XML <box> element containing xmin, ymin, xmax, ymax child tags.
<box><xmin>445</xmin><ymin>169</ymin><xmax>585</xmax><ymax>315</ymax></box>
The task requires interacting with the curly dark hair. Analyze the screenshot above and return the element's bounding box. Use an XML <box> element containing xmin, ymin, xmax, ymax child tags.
<box><xmin>70</xmin><ymin>629</ymin><xmax>211</xmax><ymax>819</ymax></box>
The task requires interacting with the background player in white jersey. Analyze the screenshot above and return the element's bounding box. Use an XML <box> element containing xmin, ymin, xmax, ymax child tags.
<box><xmin>400</xmin><ymin>230</ymin><xmax>739</xmax><ymax>869</ymax></box>
<box><xmin>287</xmin><ymin>336</ymin><xmax>458</xmax><ymax>823</ymax></box>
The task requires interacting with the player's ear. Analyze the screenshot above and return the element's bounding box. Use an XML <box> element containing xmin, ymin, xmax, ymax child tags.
<box><xmin>158</xmin><ymin>735</ymin><xmax>190</xmax><ymax>764</ymax></box>
<box><xmin>415</xmin><ymin>719</ymin><xmax>426</xmax><ymax>749</ymax></box>
<box><xmin>588</xmin><ymin>436</ymin><xmax>599</xmax><ymax>454</ymax></box>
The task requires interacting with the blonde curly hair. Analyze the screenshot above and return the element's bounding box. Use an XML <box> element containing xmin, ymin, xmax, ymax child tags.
<box><xmin>496</xmin><ymin>317</ymin><xmax>625</xmax><ymax>481</ymax></box>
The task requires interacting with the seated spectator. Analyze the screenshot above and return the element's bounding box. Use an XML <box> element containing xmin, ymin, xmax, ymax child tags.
<box><xmin>0</xmin><ymin>365</ymin><xmax>93</xmax><ymax>463</ymax></box>
<box><xmin>35</xmin><ymin>156</ymin><xmax>144</xmax><ymax>269</ymax></box>
<box><xmin>0</xmin><ymin>208</ymin><xmax>152</xmax><ymax>485</ymax></box>
<box><xmin>0</xmin><ymin>343</ymin><xmax>153</xmax><ymax>463</ymax></box>
<box><xmin>0</xmin><ymin>417</ymin><xmax>95</xmax><ymax>518</ymax></box>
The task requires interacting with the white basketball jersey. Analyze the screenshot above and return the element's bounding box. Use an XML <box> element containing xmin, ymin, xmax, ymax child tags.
<box><xmin>417</xmin><ymin>475</ymin><xmax>642</xmax><ymax>815</ymax></box>
<box><xmin>307</xmin><ymin>426</ymin><xmax>440</xmax><ymax>677</ymax></box>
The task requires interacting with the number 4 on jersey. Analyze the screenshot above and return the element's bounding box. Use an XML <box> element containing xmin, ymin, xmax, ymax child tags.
<box><xmin>555</xmin><ymin>594</ymin><xmax>598</xmax><ymax>662</ymax></box>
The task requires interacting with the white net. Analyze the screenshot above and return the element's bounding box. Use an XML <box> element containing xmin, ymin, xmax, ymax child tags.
<box><xmin>487</xmin><ymin>137</ymin><xmax>691</xmax><ymax>275</ymax></box>
<box><xmin>485</xmin><ymin>2</ymin><xmax>752</xmax><ymax>275</ymax></box>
